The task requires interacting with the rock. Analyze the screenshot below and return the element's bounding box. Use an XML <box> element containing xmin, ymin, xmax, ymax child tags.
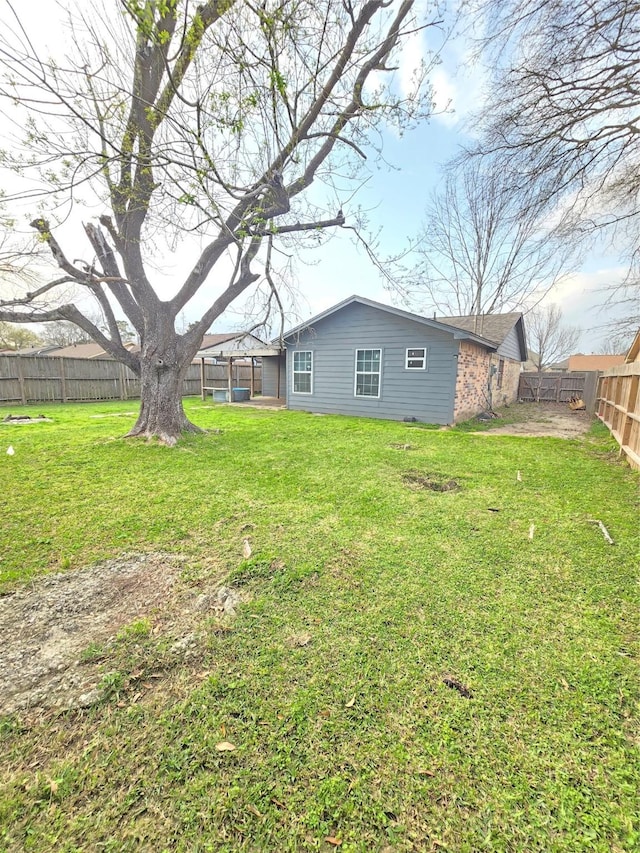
<box><xmin>216</xmin><ymin>586</ymin><xmax>241</xmax><ymax>617</ymax></box>
<box><xmin>194</xmin><ymin>593</ymin><xmax>213</xmax><ymax>612</ymax></box>
<box><xmin>170</xmin><ymin>632</ymin><xmax>197</xmax><ymax>654</ymax></box>
<box><xmin>76</xmin><ymin>688</ymin><xmax>102</xmax><ymax>707</ymax></box>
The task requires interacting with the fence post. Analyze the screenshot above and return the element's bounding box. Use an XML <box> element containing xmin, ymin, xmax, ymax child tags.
<box><xmin>118</xmin><ymin>363</ymin><xmax>128</xmax><ymax>400</ymax></box>
<box><xmin>59</xmin><ymin>358</ymin><xmax>68</xmax><ymax>403</ymax></box>
<box><xmin>16</xmin><ymin>356</ymin><xmax>26</xmax><ymax>405</ymax></box>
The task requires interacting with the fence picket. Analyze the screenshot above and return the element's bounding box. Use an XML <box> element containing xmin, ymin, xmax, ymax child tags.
<box><xmin>0</xmin><ymin>355</ymin><xmax>262</xmax><ymax>405</ymax></box>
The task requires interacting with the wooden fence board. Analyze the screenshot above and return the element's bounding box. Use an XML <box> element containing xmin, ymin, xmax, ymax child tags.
<box><xmin>518</xmin><ymin>372</ymin><xmax>599</xmax><ymax>410</ymax></box>
<box><xmin>596</xmin><ymin>363</ymin><xmax>640</xmax><ymax>470</ymax></box>
<box><xmin>0</xmin><ymin>355</ymin><xmax>262</xmax><ymax>405</ymax></box>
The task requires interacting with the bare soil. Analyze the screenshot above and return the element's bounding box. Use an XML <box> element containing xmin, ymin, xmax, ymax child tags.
<box><xmin>0</xmin><ymin>553</ymin><xmax>235</xmax><ymax>715</ymax></box>
<box><xmin>477</xmin><ymin>402</ymin><xmax>592</xmax><ymax>438</ymax></box>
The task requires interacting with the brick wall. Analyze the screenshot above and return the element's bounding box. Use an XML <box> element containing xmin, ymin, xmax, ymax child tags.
<box><xmin>492</xmin><ymin>357</ymin><xmax>521</xmax><ymax>407</ymax></box>
<box><xmin>453</xmin><ymin>342</ymin><xmax>492</xmax><ymax>422</ymax></box>
<box><xmin>453</xmin><ymin>342</ymin><xmax>521</xmax><ymax>422</ymax></box>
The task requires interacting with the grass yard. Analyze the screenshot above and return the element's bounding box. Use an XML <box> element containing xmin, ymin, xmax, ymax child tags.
<box><xmin>1</xmin><ymin>398</ymin><xmax>639</xmax><ymax>852</ymax></box>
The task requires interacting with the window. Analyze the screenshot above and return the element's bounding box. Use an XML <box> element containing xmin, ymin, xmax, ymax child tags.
<box><xmin>496</xmin><ymin>358</ymin><xmax>505</xmax><ymax>390</ymax></box>
<box><xmin>355</xmin><ymin>348</ymin><xmax>381</xmax><ymax>398</ymax></box>
<box><xmin>292</xmin><ymin>351</ymin><xmax>313</xmax><ymax>394</ymax></box>
<box><xmin>406</xmin><ymin>347</ymin><xmax>427</xmax><ymax>370</ymax></box>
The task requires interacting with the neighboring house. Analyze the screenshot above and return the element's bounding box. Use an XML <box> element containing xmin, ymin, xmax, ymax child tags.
<box><xmin>548</xmin><ymin>358</ymin><xmax>570</xmax><ymax>372</ymax></box>
<box><xmin>196</xmin><ymin>332</ymin><xmax>272</xmax><ymax>365</ymax></box>
<box><xmin>567</xmin><ymin>354</ymin><xmax>625</xmax><ymax>372</ymax></box>
<box><xmin>9</xmin><ymin>344</ymin><xmax>64</xmax><ymax>357</ymax></box>
<box><xmin>20</xmin><ymin>333</ymin><xmax>262</xmax><ymax>363</ymax></box>
<box><xmin>262</xmin><ymin>296</ymin><xmax>526</xmax><ymax>425</ymax></box>
<box><xmin>43</xmin><ymin>341</ymin><xmax>139</xmax><ymax>359</ymax></box>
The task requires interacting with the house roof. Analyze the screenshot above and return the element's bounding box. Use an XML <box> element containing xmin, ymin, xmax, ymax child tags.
<box><xmin>281</xmin><ymin>295</ymin><xmax>500</xmax><ymax>350</ymax></box>
<box><xmin>438</xmin><ymin>312</ymin><xmax>526</xmax><ymax>354</ymax></box>
<box><xmin>48</xmin><ymin>341</ymin><xmax>139</xmax><ymax>359</ymax></box>
<box><xmin>568</xmin><ymin>354</ymin><xmax>625</xmax><ymax>371</ymax></box>
<box><xmin>10</xmin><ymin>344</ymin><xmax>64</xmax><ymax>356</ymax></box>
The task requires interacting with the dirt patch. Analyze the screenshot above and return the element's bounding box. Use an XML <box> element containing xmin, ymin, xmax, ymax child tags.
<box><xmin>476</xmin><ymin>403</ymin><xmax>592</xmax><ymax>438</ymax></box>
<box><xmin>2</xmin><ymin>414</ymin><xmax>52</xmax><ymax>425</ymax></box>
<box><xmin>402</xmin><ymin>471</ymin><xmax>460</xmax><ymax>492</ymax></box>
<box><xmin>0</xmin><ymin>553</ymin><xmax>234</xmax><ymax>715</ymax></box>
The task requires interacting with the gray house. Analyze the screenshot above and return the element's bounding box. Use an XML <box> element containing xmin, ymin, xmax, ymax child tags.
<box><xmin>262</xmin><ymin>295</ymin><xmax>526</xmax><ymax>424</ymax></box>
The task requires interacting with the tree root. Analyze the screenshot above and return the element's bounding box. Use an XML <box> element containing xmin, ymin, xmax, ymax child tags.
<box><xmin>124</xmin><ymin>420</ymin><xmax>205</xmax><ymax>446</ymax></box>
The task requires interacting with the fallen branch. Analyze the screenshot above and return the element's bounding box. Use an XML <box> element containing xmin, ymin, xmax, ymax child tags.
<box><xmin>588</xmin><ymin>519</ymin><xmax>614</xmax><ymax>545</ymax></box>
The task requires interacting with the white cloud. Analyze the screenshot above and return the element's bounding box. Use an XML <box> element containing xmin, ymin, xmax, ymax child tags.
<box><xmin>536</xmin><ymin>265</ymin><xmax>631</xmax><ymax>350</ymax></box>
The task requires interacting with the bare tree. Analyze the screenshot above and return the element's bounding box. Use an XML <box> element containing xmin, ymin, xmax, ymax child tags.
<box><xmin>470</xmin><ymin>0</ymin><xmax>640</xmax><ymax>332</ymax></box>
<box><xmin>0</xmin><ymin>0</ymin><xmax>437</xmax><ymax>444</ymax></box>
<box><xmin>38</xmin><ymin>321</ymin><xmax>96</xmax><ymax>347</ymax></box>
<box><xmin>596</xmin><ymin>332</ymin><xmax>634</xmax><ymax>356</ymax></box>
<box><xmin>527</xmin><ymin>306</ymin><xmax>580</xmax><ymax>372</ymax></box>
<box><xmin>413</xmin><ymin>157</ymin><xmax>572</xmax><ymax>316</ymax></box>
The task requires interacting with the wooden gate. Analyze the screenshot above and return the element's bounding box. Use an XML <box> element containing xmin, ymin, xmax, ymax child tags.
<box><xmin>518</xmin><ymin>372</ymin><xmax>600</xmax><ymax>411</ymax></box>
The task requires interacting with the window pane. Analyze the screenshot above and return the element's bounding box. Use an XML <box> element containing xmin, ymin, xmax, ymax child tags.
<box><xmin>294</xmin><ymin>374</ymin><xmax>311</xmax><ymax>393</ymax></box>
<box><xmin>293</xmin><ymin>351</ymin><xmax>312</xmax><ymax>393</ymax></box>
<box><xmin>355</xmin><ymin>349</ymin><xmax>381</xmax><ymax>397</ymax></box>
<box><xmin>356</xmin><ymin>374</ymin><xmax>379</xmax><ymax>397</ymax></box>
<box><xmin>294</xmin><ymin>351</ymin><xmax>311</xmax><ymax>372</ymax></box>
<box><xmin>356</xmin><ymin>349</ymin><xmax>380</xmax><ymax>372</ymax></box>
<box><xmin>406</xmin><ymin>347</ymin><xmax>426</xmax><ymax>369</ymax></box>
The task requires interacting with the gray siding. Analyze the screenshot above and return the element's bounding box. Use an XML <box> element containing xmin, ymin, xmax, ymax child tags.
<box><xmin>261</xmin><ymin>355</ymin><xmax>286</xmax><ymax>397</ymax></box>
<box><xmin>285</xmin><ymin>302</ymin><xmax>458</xmax><ymax>424</ymax></box>
<box><xmin>497</xmin><ymin>324</ymin><xmax>523</xmax><ymax>361</ymax></box>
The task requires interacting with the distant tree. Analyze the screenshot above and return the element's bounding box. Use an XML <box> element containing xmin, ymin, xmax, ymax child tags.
<box><xmin>39</xmin><ymin>321</ymin><xmax>95</xmax><ymax>348</ymax></box>
<box><xmin>596</xmin><ymin>333</ymin><xmax>633</xmax><ymax>356</ymax></box>
<box><xmin>471</xmin><ymin>0</ymin><xmax>640</xmax><ymax>333</ymax></box>
<box><xmin>0</xmin><ymin>321</ymin><xmax>42</xmax><ymax>350</ymax></box>
<box><xmin>414</xmin><ymin>157</ymin><xmax>571</xmax><ymax>316</ymax></box>
<box><xmin>0</xmin><ymin>0</ymin><xmax>437</xmax><ymax>444</ymax></box>
<box><xmin>115</xmin><ymin>321</ymin><xmax>136</xmax><ymax>344</ymax></box>
<box><xmin>527</xmin><ymin>306</ymin><xmax>580</xmax><ymax>372</ymax></box>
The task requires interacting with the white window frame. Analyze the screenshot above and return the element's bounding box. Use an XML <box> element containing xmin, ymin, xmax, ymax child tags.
<box><xmin>406</xmin><ymin>347</ymin><xmax>427</xmax><ymax>370</ymax></box>
<box><xmin>354</xmin><ymin>348</ymin><xmax>382</xmax><ymax>399</ymax></box>
<box><xmin>292</xmin><ymin>350</ymin><xmax>313</xmax><ymax>394</ymax></box>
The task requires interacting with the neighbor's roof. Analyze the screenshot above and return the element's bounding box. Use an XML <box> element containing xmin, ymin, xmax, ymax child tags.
<box><xmin>568</xmin><ymin>354</ymin><xmax>625</xmax><ymax>372</ymax></box>
<box><xmin>280</xmin><ymin>295</ymin><xmax>499</xmax><ymax>350</ymax></box>
<box><xmin>10</xmin><ymin>344</ymin><xmax>64</xmax><ymax>356</ymax></box>
<box><xmin>49</xmin><ymin>341</ymin><xmax>139</xmax><ymax>359</ymax></box>
<box><xmin>195</xmin><ymin>331</ymin><xmax>281</xmax><ymax>359</ymax></box>
<box><xmin>199</xmin><ymin>333</ymin><xmax>250</xmax><ymax>349</ymax></box>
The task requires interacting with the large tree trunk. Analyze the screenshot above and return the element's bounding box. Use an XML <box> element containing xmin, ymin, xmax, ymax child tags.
<box><xmin>126</xmin><ymin>336</ymin><xmax>203</xmax><ymax>446</ymax></box>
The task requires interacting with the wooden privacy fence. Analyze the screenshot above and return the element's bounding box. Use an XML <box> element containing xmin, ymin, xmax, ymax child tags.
<box><xmin>518</xmin><ymin>371</ymin><xmax>600</xmax><ymax>412</ymax></box>
<box><xmin>596</xmin><ymin>363</ymin><xmax>640</xmax><ymax>470</ymax></box>
<box><xmin>0</xmin><ymin>354</ymin><xmax>262</xmax><ymax>405</ymax></box>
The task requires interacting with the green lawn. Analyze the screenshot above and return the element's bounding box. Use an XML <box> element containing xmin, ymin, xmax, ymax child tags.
<box><xmin>1</xmin><ymin>399</ymin><xmax>639</xmax><ymax>852</ymax></box>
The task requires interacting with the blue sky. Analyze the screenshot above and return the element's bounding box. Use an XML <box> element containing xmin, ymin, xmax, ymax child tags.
<box><xmin>0</xmin><ymin>1</ymin><xmax>632</xmax><ymax>353</ymax></box>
